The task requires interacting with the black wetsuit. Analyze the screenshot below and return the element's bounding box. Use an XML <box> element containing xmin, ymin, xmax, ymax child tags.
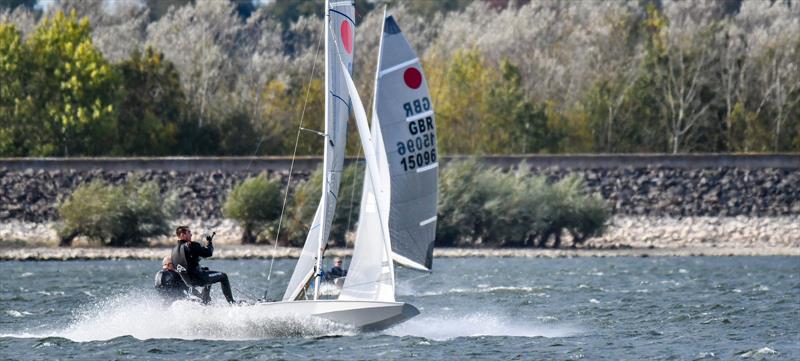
<box><xmin>154</xmin><ymin>268</ymin><xmax>188</xmax><ymax>300</ymax></box>
<box><xmin>171</xmin><ymin>239</ymin><xmax>235</xmax><ymax>303</ymax></box>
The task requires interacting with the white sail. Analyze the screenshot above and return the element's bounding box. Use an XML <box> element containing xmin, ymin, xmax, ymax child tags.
<box><xmin>336</xmin><ymin>48</ymin><xmax>400</xmax><ymax>301</ymax></box>
<box><xmin>284</xmin><ymin>0</ymin><xmax>355</xmax><ymax>301</ymax></box>
<box><xmin>372</xmin><ymin>15</ymin><xmax>438</xmax><ymax>271</ymax></box>
<box><xmin>339</xmin><ymin>11</ymin><xmax>395</xmax><ymax>301</ymax></box>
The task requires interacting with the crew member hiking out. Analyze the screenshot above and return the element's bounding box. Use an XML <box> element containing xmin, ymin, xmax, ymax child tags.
<box><xmin>154</xmin><ymin>255</ymin><xmax>189</xmax><ymax>302</ymax></box>
<box><xmin>171</xmin><ymin>226</ymin><xmax>236</xmax><ymax>304</ymax></box>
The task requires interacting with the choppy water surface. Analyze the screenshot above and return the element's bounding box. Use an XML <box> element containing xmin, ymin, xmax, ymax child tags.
<box><xmin>1</xmin><ymin>257</ymin><xmax>798</xmax><ymax>360</ymax></box>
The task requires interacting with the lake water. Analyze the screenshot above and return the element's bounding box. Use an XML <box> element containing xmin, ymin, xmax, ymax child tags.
<box><xmin>1</xmin><ymin>257</ymin><xmax>798</xmax><ymax>360</ymax></box>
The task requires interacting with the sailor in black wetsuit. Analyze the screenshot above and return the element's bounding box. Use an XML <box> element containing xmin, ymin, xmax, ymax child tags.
<box><xmin>171</xmin><ymin>226</ymin><xmax>236</xmax><ymax>304</ymax></box>
<box><xmin>154</xmin><ymin>256</ymin><xmax>188</xmax><ymax>301</ymax></box>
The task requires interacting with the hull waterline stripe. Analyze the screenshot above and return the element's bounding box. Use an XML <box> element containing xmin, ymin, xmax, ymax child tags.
<box><xmin>416</xmin><ymin>162</ymin><xmax>438</xmax><ymax>173</ymax></box>
<box><xmin>419</xmin><ymin>216</ymin><xmax>437</xmax><ymax>226</ymax></box>
<box><xmin>405</xmin><ymin>110</ymin><xmax>434</xmax><ymax>122</ymax></box>
<box><xmin>379</xmin><ymin>58</ymin><xmax>419</xmax><ymax>77</ymax></box>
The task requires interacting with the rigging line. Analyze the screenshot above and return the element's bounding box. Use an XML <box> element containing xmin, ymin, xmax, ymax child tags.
<box><xmin>264</xmin><ymin>16</ymin><xmax>325</xmax><ymax>297</ymax></box>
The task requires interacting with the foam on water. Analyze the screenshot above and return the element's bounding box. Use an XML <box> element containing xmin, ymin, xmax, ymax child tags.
<box><xmin>410</xmin><ymin>286</ymin><xmax>550</xmax><ymax>297</ymax></box>
<box><xmin>16</xmin><ymin>291</ymin><xmax>355</xmax><ymax>342</ymax></box>
<box><xmin>738</xmin><ymin>347</ymin><xmax>780</xmax><ymax>359</ymax></box>
<box><xmin>4</xmin><ymin>310</ymin><xmax>32</xmax><ymax>318</ymax></box>
<box><xmin>383</xmin><ymin>312</ymin><xmax>581</xmax><ymax>341</ymax></box>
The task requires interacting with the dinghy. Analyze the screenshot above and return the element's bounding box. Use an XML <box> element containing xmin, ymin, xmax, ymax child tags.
<box><xmin>249</xmin><ymin>2</ymin><xmax>438</xmax><ymax>331</ymax></box>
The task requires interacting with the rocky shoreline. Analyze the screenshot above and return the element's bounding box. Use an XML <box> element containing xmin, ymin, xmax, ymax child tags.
<box><xmin>1</xmin><ymin>166</ymin><xmax>798</xmax><ymax>222</ymax></box>
<box><xmin>1</xmin><ymin>245</ymin><xmax>797</xmax><ymax>261</ymax></box>
<box><xmin>1</xmin><ymin>157</ymin><xmax>798</xmax><ymax>259</ymax></box>
<box><xmin>2</xmin><ymin>215</ymin><xmax>797</xmax><ymax>260</ymax></box>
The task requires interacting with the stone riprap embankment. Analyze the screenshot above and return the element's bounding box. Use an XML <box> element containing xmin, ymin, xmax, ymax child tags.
<box><xmin>3</xmin><ymin>244</ymin><xmax>798</xmax><ymax>261</ymax></box>
<box><xmin>0</xmin><ymin>156</ymin><xmax>798</xmax><ymax>255</ymax></box>
<box><xmin>1</xmin><ymin>156</ymin><xmax>798</xmax><ymax>222</ymax></box>
<box><xmin>2</xmin><ymin>216</ymin><xmax>798</xmax><ymax>260</ymax></box>
<box><xmin>0</xmin><ymin>168</ymin><xmax>302</xmax><ymax>221</ymax></box>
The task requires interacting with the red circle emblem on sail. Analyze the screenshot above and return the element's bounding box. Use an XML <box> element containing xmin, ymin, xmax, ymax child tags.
<box><xmin>341</xmin><ymin>21</ymin><xmax>353</xmax><ymax>54</ymax></box>
<box><xmin>403</xmin><ymin>67</ymin><xmax>422</xmax><ymax>89</ymax></box>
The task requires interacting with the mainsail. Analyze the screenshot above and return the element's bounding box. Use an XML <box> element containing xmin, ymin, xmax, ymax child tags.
<box><xmin>283</xmin><ymin>0</ymin><xmax>355</xmax><ymax>301</ymax></box>
<box><xmin>339</xmin><ymin>12</ymin><xmax>437</xmax><ymax>301</ymax></box>
<box><xmin>366</xmin><ymin>15</ymin><xmax>438</xmax><ymax>272</ymax></box>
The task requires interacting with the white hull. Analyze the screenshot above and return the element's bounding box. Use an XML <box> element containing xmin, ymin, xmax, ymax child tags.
<box><xmin>250</xmin><ymin>300</ymin><xmax>419</xmax><ymax>331</ymax></box>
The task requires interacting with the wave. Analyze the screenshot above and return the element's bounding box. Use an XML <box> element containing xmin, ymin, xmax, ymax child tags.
<box><xmin>383</xmin><ymin>312</ymin><xmax>581</xmax><ymax>341</ymax></box>
<box><xmin>5</xmin><ymin>290</ymin><xmax>354</xmax><ymax>342</ymax></box>
<box><xmin>4</xmin><ymin>310</ymin><xmax>32</xmax><ymax>318</ymax></box>
<box><xmin>737</xmin><ymin>347</ymin><xmax>780</xmax><ymax>359</ymax></box>
<box><xmin>400</xmin><ymin>285</ymin><xmax>551</xmax><ymax>298</ymax></box>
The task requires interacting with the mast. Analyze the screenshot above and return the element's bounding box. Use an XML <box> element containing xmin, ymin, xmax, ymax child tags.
<box><xmin>315</xmin><ymin>0</ymin><xmax>332</xmax><ymax>300</ymax></box>
<box><xmin>282</xmin><ymin>0</ymin><xmax>353</xmax><ymax>302</ymax></box>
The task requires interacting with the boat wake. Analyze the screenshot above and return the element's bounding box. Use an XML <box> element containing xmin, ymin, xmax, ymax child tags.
<box><xmin>12</xmin><ymin>290</ymin><xmax>355</xmax><ymax>342</ymax></box>
<box><xmin>383</xmin><ymin>312</ymin><xmax>581</xmax><ymax>341</ymax></box>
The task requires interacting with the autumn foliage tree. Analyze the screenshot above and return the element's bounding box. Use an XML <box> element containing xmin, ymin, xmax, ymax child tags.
<box><xmin>1</xmin><ymin>1</ymin><xmax>798</xmax><ymax>156</ymax></box>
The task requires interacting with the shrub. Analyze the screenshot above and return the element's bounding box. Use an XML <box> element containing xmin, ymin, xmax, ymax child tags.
<box><xmin>222</xmin><ymin>173</ymin><xmax>283</xmax><ymax>244</ymax></box>
<box><xmin>437</xmin><ymin>158</ymin><xmax>609</xmax><ymax>248</ymax></box>
<box><xmin>437</xmin><ymin>158</ymin><xmax>504</xmax><ymax>246</ymax></box>
<box><xmin>280</xmin><ymin>158</ymin><xmax>609</xmax><ymax>249</ymax></box>
<box><xmin>58</xmin><ymin>180</ymin><xmax>174</xmax><ymax>247</ymax></box>
<box><xmin>283</xmin><ymin>163</ymin><xmax>364</xmax><ymax>247</ymax></box>
<box><xmin>536</xmin><ymin>175</ymin><xmax>606</xmax><ymax>248</ymax></box>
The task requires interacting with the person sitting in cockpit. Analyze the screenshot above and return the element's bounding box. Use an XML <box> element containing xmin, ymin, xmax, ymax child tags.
<box><xmin>328</xmin><ymin>257</ymin><xmax>348</xmax><ymax>280</ymax></box>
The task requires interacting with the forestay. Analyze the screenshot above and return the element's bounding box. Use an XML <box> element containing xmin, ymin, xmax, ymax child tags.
<box><xmin>283</xmin><ymin>0</ymin><xmax>355</xmax><ymax>301</ymax></box>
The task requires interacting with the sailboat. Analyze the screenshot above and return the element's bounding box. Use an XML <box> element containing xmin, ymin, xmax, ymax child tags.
<box><xmin>250</xmin><ymin>2</ymin><xmax>438</xmax><ymax>331</ymax></box>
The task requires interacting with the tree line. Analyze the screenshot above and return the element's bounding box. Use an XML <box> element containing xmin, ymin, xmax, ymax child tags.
<box><xmin>1</xmin><ymin>0</ymin><xmax>798</xmax><ymax>157</ymax></box>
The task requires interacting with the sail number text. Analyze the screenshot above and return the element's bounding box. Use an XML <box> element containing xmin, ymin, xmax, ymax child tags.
<box><xmin>398</xmin><ymin>97</ymin><xmax>436</xmax><ymax>171</ymax></box>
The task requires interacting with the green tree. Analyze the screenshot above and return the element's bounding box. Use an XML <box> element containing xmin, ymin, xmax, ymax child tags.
<box><xmin>428</xmin><ymin>49</ymin><xmax>493</xmax><ymax>154</ymax></box>
<box><xmin>0</xmin><ymin>23</ymin><xmax>34</xmax><ymax>155</ymax></box>
<box><xmin>114</xmin><ymin>47</ymin><xmax>185</xmax><ymax>155</ymax></box>
<box><xmin>25</xmin><ymin>10</ymin><xmax>119</xmax><ymax>156</ymax></box>
<box><xmin>223</xmin><ymin>173</ymin><xmax>282</xmax><ymax>244</ymax></box>
<box><xmin>260</xmin><ymin>74</ymin><xmax>325</xmax><ymax>156</ymax></box>
<box><xmin>485</xmin><ymin>60</ymin><xmax>553</xmax><ymax>153</ymax></box>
